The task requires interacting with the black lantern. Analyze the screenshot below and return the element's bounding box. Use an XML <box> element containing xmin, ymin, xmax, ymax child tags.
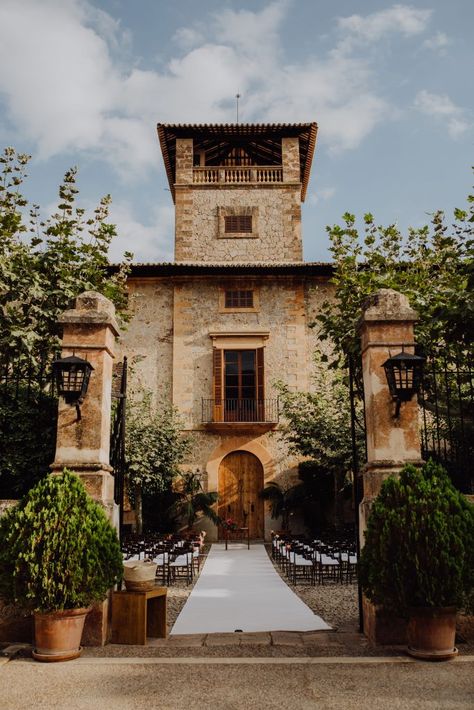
<box><xmin>382</xmin><ymin>350</ymin><xmax>425</xmax><ymax>417</ymax></box>
<box><xmin>52</xmin><ymin>355</ymin><xmax>93</xmax><ymax>415</ymax></box>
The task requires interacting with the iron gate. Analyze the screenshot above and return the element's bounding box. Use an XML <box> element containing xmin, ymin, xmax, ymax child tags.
<box><xmin>110</xmin><ymin>357</ymin><xmax>127</xmax><ymax>538</ymax></box>
<box><xmin>419</xmin><ymin>348</ymin><xmax>474</xmax><ymax>494</ymax></box>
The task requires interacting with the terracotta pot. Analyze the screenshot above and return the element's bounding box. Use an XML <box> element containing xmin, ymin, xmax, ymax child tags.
<box><xmin>32</xmin><ymin>607</ymin><xmax>90</xmax><ymax>662</ymax></box>
<box><xmin>407</xmin><ymin>606</ymin><xmax>458</xmax><ymax>661</ymax></box>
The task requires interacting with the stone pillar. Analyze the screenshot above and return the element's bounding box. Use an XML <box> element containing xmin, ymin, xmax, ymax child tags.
<box><xmin>51</xmin><ymin>291</ymin><xmax>120</xmax><ymax>646</ymax></box>
<box><xmin>175</xmin><ymin>138</ymin><xmax>194</xmax><ymax>184</ymax></box>
<box><xmin>359</xmin><ymin>288</ymin><xmax>423</xmax><ymax>644</ymax></box>
<box><xmin>282</xmin><ymin>137</ymin><xmax>300</xmax><ymax>183</ymax></box>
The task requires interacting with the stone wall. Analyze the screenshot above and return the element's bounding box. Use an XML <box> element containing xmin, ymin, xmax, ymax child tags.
<box><xmin>117</xmin><ymin>279</ymin><xmax>174</xmax><ymax>404</ymax></box>
<box><xmin>119</xmin><ymin>273</ymin><xmax>334</xmax><ymax>539</ymax></box>
<box><xmin>175</xmin><ymin>185</ymin><xmax>302</xmax><ymax>263</ymax></box>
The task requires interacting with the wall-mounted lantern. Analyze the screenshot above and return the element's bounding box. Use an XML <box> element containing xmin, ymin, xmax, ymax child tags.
<box><xmin>382</xmin><ymin>350</ymin><xmax>425</xmax><ymax>418</ymax></box>
<box><xmin>52</xmin><ymin>355</ymin><xmax>94</xmax><ymax>420</ymax></box>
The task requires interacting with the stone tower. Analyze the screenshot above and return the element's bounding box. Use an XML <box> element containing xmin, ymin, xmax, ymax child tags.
<box><xmin>157</xmin><ymin>123</ymin><xmax>317</xmax><ymax>263</ymax></box>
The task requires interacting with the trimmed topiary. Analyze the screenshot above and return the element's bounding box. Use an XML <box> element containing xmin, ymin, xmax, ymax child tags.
<box><xmin>359</xmin><ymin>459</ymin><xmax>474</xmax><ymax>616</ymax></box>
<box><xmin>0</xmin><ymin>469</ymin><xmax>123</xmax><ymax>612</ymax></box>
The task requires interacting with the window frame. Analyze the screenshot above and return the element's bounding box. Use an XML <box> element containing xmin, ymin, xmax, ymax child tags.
<box><xmin>217</xmin><ymin>206</ymin><xmax>259</xmax><ymax>239</ymax></box>
<box><xmin>219</xmin><ymin>287</ymin><xmax>259</xmax><ymax>313</ymax></box>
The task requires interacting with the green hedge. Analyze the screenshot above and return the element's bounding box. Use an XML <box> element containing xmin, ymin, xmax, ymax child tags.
<box><xmin>0</xmin><ymin>470</ymin><xmax>123</xmax><ymax>612</ymax></box>
<box><xmin>359</xmin><ymin>460</ymin><xmax>474</xmax><ymax>615</ymax></box>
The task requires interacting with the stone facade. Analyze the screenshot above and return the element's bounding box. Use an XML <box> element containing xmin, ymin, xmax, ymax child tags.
<box><xmin>175</xmin><ymin>185</ymin><xmax>302</xmax><ymax>263</ymax></box>
<box><xmin>118</xmin><ymin>123</ymin><xmax>332</xmax><ymax>540</ymax></box>
<box><xmin>118</xmin><ymin>272</ymin><xmax>334</xmax><ymax>540</ymax></box>
<box><xmin>174</xmin><ymin>132</ymin><xmax>302</xmax><ymax>263</ymax></box>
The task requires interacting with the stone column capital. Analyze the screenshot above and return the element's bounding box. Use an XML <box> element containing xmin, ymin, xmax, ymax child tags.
<box><xmin>359</xmin><ymin>289</ymin><xmax>418</xmax><ymax>328</ymax></box>
<box><xmin>59</xmin><ymin>290</ymin><xmax>120</xmax><ymax>337</ymax></box>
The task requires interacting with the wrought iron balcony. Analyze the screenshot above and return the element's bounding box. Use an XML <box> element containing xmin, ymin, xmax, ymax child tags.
<box><xmin>202</xmin><ymin>398</ymin><xmax>279</xmax><ymax>429</ymax></box>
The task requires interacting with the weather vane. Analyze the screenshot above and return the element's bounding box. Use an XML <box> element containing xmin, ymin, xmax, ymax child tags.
<box><xmin>235</xmin><ymin>93</ymin><xmax>241</xmax><ymax>124</ymax></box>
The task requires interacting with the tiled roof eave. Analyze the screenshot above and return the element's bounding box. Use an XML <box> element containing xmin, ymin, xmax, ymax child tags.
<box><xmin>108</xmin><ymin>261</ymin><xmax>334</xmax><ymax>278</ymax></box>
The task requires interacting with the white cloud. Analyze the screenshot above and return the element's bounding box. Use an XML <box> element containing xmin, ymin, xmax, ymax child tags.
<box><xmin>172</xmin><ymin>26</ymin><xmax>206</xmax><ymax>52</ymax></box>
<box><xmin>0</xmin><ymin>0</ymin><xmax>428</xmax><ymax>172</ymax></box>
<box><xmin>108</xmin><ymin>201</ymin><xmax>174</xmax><ymax>263</ymax></box>
<box><xmin>308</xmin><ymin>187</ymin><xmax>336</xmax><ymax>205</ymax></box>
<box><xmin>338</xmin><ymin>4</ymin><xmax>432</xmax><ymax>44</ymax></box>
<box><xmin>423</xmin><ymin>32</ymin><xmax>451</xmax><ymax>52</ymax></box>
<box><xmin>414</xmin><ymin>90</ymin><xmax>471</xmax><ymax>138</ymax></box>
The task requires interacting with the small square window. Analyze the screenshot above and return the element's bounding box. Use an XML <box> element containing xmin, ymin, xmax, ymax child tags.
<box><xmin>224</xmin><ymin>215</ymin><xmax>252</xmax><ymax>233</ymax></box>
<box><xmin>225</xmin><ymin>290</ymin><xmax>254</xmax><ymax>309</ymax></box>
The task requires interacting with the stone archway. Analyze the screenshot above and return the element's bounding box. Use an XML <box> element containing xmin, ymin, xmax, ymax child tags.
<box><xmin>218</xmin><ymin>451</ymin><xmax>264</xmax><ymax>539</ymax></box>
<box><xmin>206</xmin><ymin>437</ymin><xmax>274</xmax><ymax>541</ymax></box>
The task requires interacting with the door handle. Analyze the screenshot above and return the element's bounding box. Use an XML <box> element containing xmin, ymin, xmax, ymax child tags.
<box><xmin>251</xmin><ymin>503</ymin><xmax>254</xmax><ymax>513</ymax></box>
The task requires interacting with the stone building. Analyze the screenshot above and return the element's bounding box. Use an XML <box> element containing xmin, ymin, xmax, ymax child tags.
<box><xmin>118</xmin><ymin>122</ymin><xmax>335</xmax><ymax>541</ymax></box>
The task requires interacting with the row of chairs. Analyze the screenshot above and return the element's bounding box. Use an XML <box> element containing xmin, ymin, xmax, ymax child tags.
<box><xmin>272</xmin><ymin>533</ymin><xmax>357</xmax><ymax>585</ymax></box>
<box><xmin>122</xmin><ymin>532</ymin><xmax>206</xmax><ymax>585</ymax></box>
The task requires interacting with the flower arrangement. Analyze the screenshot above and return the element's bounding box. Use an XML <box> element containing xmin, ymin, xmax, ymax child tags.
<box><xmin>222</xmin><ymin>518</ymin><xmax>238</xmax><ymax>532</ymax></box>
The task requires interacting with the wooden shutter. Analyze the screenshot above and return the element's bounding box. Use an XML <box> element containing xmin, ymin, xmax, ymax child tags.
<box><xmin>256</xmin><ymin>347</ymin><xmax>265</xmax><ymax>421</ymax></box>
<box><xmin>213</xmin><ymin>348</ymin><xmax>223</xmax><ymax>422</ymax></box>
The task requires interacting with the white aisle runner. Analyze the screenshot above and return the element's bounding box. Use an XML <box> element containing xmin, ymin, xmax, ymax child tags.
<box><xmin>170</xmin><ymin>543</ymin><xmax>331</xmax><ymax>635</ymax></box>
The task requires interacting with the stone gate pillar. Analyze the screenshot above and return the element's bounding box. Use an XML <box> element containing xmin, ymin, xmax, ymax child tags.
<box><xmin>51</xmin><ymin>291</ymin><xmax>120</xmax><ymax>645</ymax></box>
<box><xmin>359</xmin><ymin>289</ymin><xmax>423</xmax><ymax>643</ymax></box>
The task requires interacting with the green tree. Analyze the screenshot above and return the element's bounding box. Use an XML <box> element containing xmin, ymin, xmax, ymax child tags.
<box><xmin>259</xmin><ymin>480</ymin><xmax>307</xmax><ymax>532</ymax></box>
<box><xmin>359</xmin><ymin>460</ymin><xmax>474</xmax><ymax>615</ymax></box>
<box><xmin>275</xmin><ymin>354</ymin><xmax>362</xmax><ymax>527</ymax></box>
<box><xmin>169</xmin><ymin>470</ymin><xmax>219</xmax><ymax>532</ymax></box>
<box><xmin>0</xmin><ymin>470</ymin><xmax>123</xmax><ymax>612</ymax></box>
<box><xmin>317</xmin><ymin>181</ymin><xmax>474</xmax><ymax>366</ymax></box>
<box><xmin>0</xmin><ymin>147</ymin><xmax>131</xmax><ymax>360</ymax></box>
<box><xmin>125</xmin><ymin>394</ymin><xmax>191</xmax><ymax>534</ymax></box>
<box><xmin>0</xmin><ymin>148</ymin><xmax>131</xmax><ymax>496</ymax></box>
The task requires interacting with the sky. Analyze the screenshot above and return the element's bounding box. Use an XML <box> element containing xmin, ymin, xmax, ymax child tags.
<box><xmin>0</xmin><ymin>0</ymin><xmax>472</xmax><ymax>264</ymax></box>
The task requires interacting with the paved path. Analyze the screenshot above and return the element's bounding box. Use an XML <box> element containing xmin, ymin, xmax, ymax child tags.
<box><xmin>2</xmin><ymin>656</ymin><xmax>473</xmax><ymax>709</ymax></box>
<box><xmin>171</xmin><ymin>543</ymin><xmax>330</xmax><ymax>635</ymax></box>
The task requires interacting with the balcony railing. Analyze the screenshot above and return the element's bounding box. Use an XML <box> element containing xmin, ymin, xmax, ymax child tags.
<box><xmin>193</xmin><ymin>166</ymin><xmax>283</xmax><ymax>185</ymax></box>
<box><xmin>202</xmin><ymin>398</ymin><xmax>279</xmax><ymax>424</ymax></box>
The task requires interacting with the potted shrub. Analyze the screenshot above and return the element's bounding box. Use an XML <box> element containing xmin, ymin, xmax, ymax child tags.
<box><xmin>359</xmin><ymin>460</ymin><xmax>474</xmax><ymax>660</ymax></box>
<box><xmin>0</xmin><ymin>469</ymin><xmax>123</xmax><ymax>662</ymax></box>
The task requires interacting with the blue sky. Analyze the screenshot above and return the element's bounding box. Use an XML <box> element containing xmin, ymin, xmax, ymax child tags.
<box><xmin>0</xmin><ymin>0</ymin><xmax>472</xmax><ymax>263</ymax></box>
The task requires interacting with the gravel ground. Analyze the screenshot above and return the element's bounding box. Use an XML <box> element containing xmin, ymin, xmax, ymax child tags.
<box><xmin>263</xmin><ymin>544</ymin><xmax>359</xmax><ymax>631</ymax></box>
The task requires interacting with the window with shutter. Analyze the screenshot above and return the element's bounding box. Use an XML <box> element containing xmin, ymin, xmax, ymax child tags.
<box><xmin>213</xmin><ymin>348</ymin><xmax>223</xmax><ymax>422</ymax></box>
<box><xmin>211</xmin><ymin>348</ymin><xmax>265</xmax><ymax>422</ymax></box>
<box><xmin>224</xmin><ymin>215</ymin><xmax>252</xmax><ymax>233</ymax></box>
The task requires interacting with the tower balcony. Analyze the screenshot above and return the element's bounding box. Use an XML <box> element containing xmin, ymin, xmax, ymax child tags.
<box><xmin>193</xmin><ymin>166</ymin><xmax>284</xmax><ymax>185</ymax></box>
<box><xmin>202</xmin><ymin>398</ymin><xmax>279</xmax><ymax>433</ymax></box>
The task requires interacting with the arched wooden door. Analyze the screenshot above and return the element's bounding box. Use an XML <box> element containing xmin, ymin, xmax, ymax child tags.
<box><xmin>218</xmin><ymin>451</ymin><xmax>264</xmax><ymax>539</ymax></box>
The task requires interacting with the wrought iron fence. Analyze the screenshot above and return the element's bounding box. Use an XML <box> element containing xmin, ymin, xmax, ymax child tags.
<box><xmin>0</xmin><ymin>353</ymin><xmax>59</xmax><ymax>497</ymax></box>
<box><xmin>201</xmin><ymin>398</ymin><xmax>279</xmax><ymax>424</ymax></box>
<box><xmin>110</xmin><ymin>357</ymin><xmax>127</xmax><ymax>536</ymax></box>
<box><xmin>419</xmin><ymin>349</ymin><xmax>474</xmax><ymax>494</ymax></box>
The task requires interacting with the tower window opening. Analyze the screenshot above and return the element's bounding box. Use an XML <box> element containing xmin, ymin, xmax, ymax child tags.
<box><xmin>224</xmin><ymin>215</ymin><xmax>252</xmax><ymax>233</ymax></box>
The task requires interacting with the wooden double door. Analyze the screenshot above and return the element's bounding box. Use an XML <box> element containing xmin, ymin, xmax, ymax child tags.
<box><xmin>218</xmin><ymin>451</ymin><xmax>264</xmax><ymax>539</ymax></box>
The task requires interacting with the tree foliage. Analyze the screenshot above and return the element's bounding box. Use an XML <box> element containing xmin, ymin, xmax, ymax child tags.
<box><xmin>125</xmin><ymin>394</ymin><xmax>191</xmax><ymax>533</ymax></box>
<box><xmin>0</xmin><ymin>147</ymin><xmax>131</xmax><ymax>360</ymax></box>
<box><xmin>0</xmin><ymin>470</ymin><xmax>123</xmax><ymax>612</ymax></box>
<box><xmin>276</xmin><ymin>354</ymin><xmax>358</xmax><ymax>470</ymax></box>
<box><xmin>259</xmin><ymin>480</ymin><xmax>307</xmax><ymax>531</ymax></box>
<box><xmin>169</xmin><ymin>470</ymin><xmax>219</xmax><ymax>531</ymax></box>
<box><xmin>359</xmin><ymin>460</ymin><xmax>474</xmax><ymax>615</ymax></box>
<box><xmin>275</xmin><ymin>355</ymin><xmax>361</xmax><ymax>528</ymax></box>
<box><xmin>0</xmin><ymin>147</ymin><xmax>131</xmax><ymax>495</ymax></box>
<box><xmin>318</xmin><ymin>181</ymin><xmax>474</xmax><ymax>365</ymax></box>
